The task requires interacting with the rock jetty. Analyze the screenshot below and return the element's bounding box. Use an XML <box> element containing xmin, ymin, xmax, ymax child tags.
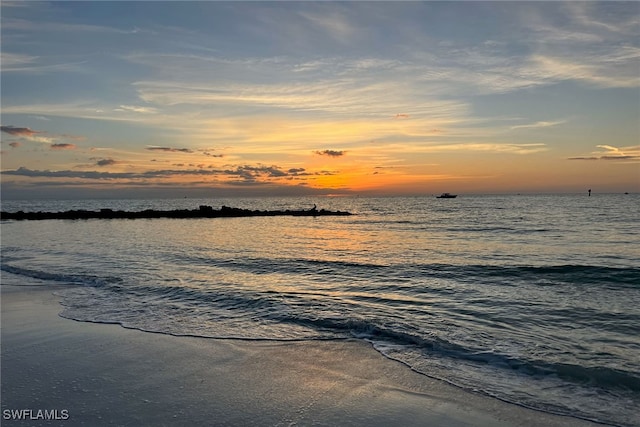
<box><xmin>0</xmin><ymin>205</ymin><xmax>353</xmax><ymax>221</ymax></box>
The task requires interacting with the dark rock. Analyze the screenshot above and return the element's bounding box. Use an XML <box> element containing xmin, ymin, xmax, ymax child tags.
<box><xmin>0</xmin><ymin>206</ymin><xmax>353</xmax><ymax>221</ymax></box>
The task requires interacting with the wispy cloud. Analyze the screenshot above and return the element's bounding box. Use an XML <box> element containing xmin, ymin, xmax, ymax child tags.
<box><xmin>1</xmin><ymin>125</ymin><xmax>54</xmax><ymax>143</ymax></box>
<box><xmin>299</xmin><ymin>8</ymin><xmax>357</xmax><ymax>42</ymax></box>
<box><xmin>134</xmin><ymin>77</ymin><xmax>469</xmax><ymax>121</ymax></box>
<box><xmin>94</xmin><ymin>158</ymin><xmax>118</xmax><ymax>167</ymax></box>
<box><xmin>0</xmin><ymin>52</ymin><xmax>38</xmax><ymax>69</ymax></box>
<box><xmin>384</xmin><ymin>143</ymin><xmax>548</xmax><ymax>156</ymax></box>
<box><xmin>146</xmin><ymin>146</ymin><xmax>194</xmax><ymax>153</ymax></box>
<box><xmin>1</xmin><ymin>102</ymin><xmax>152</xmax><ymax>122</ymax></box>
<box><xmin>314</xmin><ymin>150</ymin><xmax>345</xmax><ymax>157</ymax></box>
<box><xmin>114</xmin><ymin>105</ymin><xmax>158</xmax><ymax>114</ymax></box>
<box><xmin>0</xmin><ymin>1</ymin><xmax>35</xmax><ymax>7</ymax></box>
<box><xmin>201</xmin><ymin>150</ymin><xmax>224</xmax><ymax>158</ymax></box>
<box><xmin>288</xmin><ymin>168</ymin><xmax>308</xmax><ymax>175</ymax></box>
<box><xmin>530</xmin><ymin>54</ymin><xmax>639</xmax><ymax>89</ymax></box>
<box><xmin>567</xmin><ymin>157</ymin><xmax>598</xmax><ymax>161</ymax></box>
<box><xmin>50</xmin><ymin>143</ymin><xmax>76</xmax><ymax>150</ymax></box>
<box><xmin>2</xmin><ymin>17</ymin><xmax>144</xmax><ymax>36</ymax></box>
<box><xmin>1</xmin><ymin>164</ymin><xmax>333</xmax><ymax>183</ymax></box>
<box><xmin>0</xmin><ymin>126</ymin><xmax>86</xmax><ymax>150</ymax></box>
<box><xmin>1</xmin><ymin>125</ymin><xmax>85</xmax><ymax>149</ymax></box>
<box><xmin>563</xmin><ymin>2</ymin><xmax>639</xmax><ymax>37</ymax></box>
<box><xmin>511</xmin><ymin>120</ymin><xmax>566</xmax><ymax>131</ymax></box>
<box><xmin>568</xmin><ymin>145</ymin><xmax>640</xmax><ymax>162</ymax></box>
<box><xmin>596</xmin><ymin>145</ymin><xmax>640</xmax><ymax>161</ymax></box>
<box><xmin>1</xmin><ymin>125</ymin><xmax>41</xmax><ymax>137</ymax></box>
<box><xmin>0</xmin><ymin>51</ymin><xmax>86</xmax><ymax>74</ymax></box>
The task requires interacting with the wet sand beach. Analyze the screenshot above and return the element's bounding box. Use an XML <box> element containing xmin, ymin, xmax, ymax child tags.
<box><xmin>1</xmin><ymin>284</ymin><xmax>604</xmax><ymax>427</ymax></box>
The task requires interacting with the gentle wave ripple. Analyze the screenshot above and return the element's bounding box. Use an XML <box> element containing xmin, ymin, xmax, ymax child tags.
<box><xmin>2</xmin><ymin>194</ymin><xmax>639</xmax><ymax>426</ymax></box>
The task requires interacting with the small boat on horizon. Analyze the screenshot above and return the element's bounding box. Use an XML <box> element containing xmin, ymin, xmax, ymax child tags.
<box><xmin>436</xmin><ymin>193</ymin><xmax>457</xmax><ymax>198</ymax></box>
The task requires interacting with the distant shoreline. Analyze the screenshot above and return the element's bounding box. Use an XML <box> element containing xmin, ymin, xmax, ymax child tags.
<box><xmin>0</xmin><ymin>205</ymin><xmax>352</xmax><ymax>220</ymax></box>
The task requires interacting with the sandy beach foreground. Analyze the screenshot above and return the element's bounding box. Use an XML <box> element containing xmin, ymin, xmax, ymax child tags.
<box><xmin>2</xmin><ymin>285</ymin><xmax>603</xmax><ymax>427</ymax></box>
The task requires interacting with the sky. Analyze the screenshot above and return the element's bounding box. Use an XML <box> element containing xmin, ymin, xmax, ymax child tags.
<box><xmin>1</xmin><ymin>1</ymin><xmax>639</xmax><ymax>199</ymax></box>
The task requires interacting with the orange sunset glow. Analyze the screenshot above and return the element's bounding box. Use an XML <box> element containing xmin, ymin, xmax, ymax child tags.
<box><xmin>1</xmin><ymin>2</ymin><xmax>638</xmax><ymax>198</ymax></box>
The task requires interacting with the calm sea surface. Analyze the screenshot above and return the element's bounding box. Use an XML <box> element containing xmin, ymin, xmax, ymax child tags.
<box><xmin>1</xmin><ymin>195</ymin><xmax>639</xmax><ymax>426</ymax></box>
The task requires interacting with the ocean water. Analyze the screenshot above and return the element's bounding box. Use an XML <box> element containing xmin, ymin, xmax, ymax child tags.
<box><xmin>1</xmin><ymin>194</ymin><xmax>639</xmax><ymax>426</ymax></box>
